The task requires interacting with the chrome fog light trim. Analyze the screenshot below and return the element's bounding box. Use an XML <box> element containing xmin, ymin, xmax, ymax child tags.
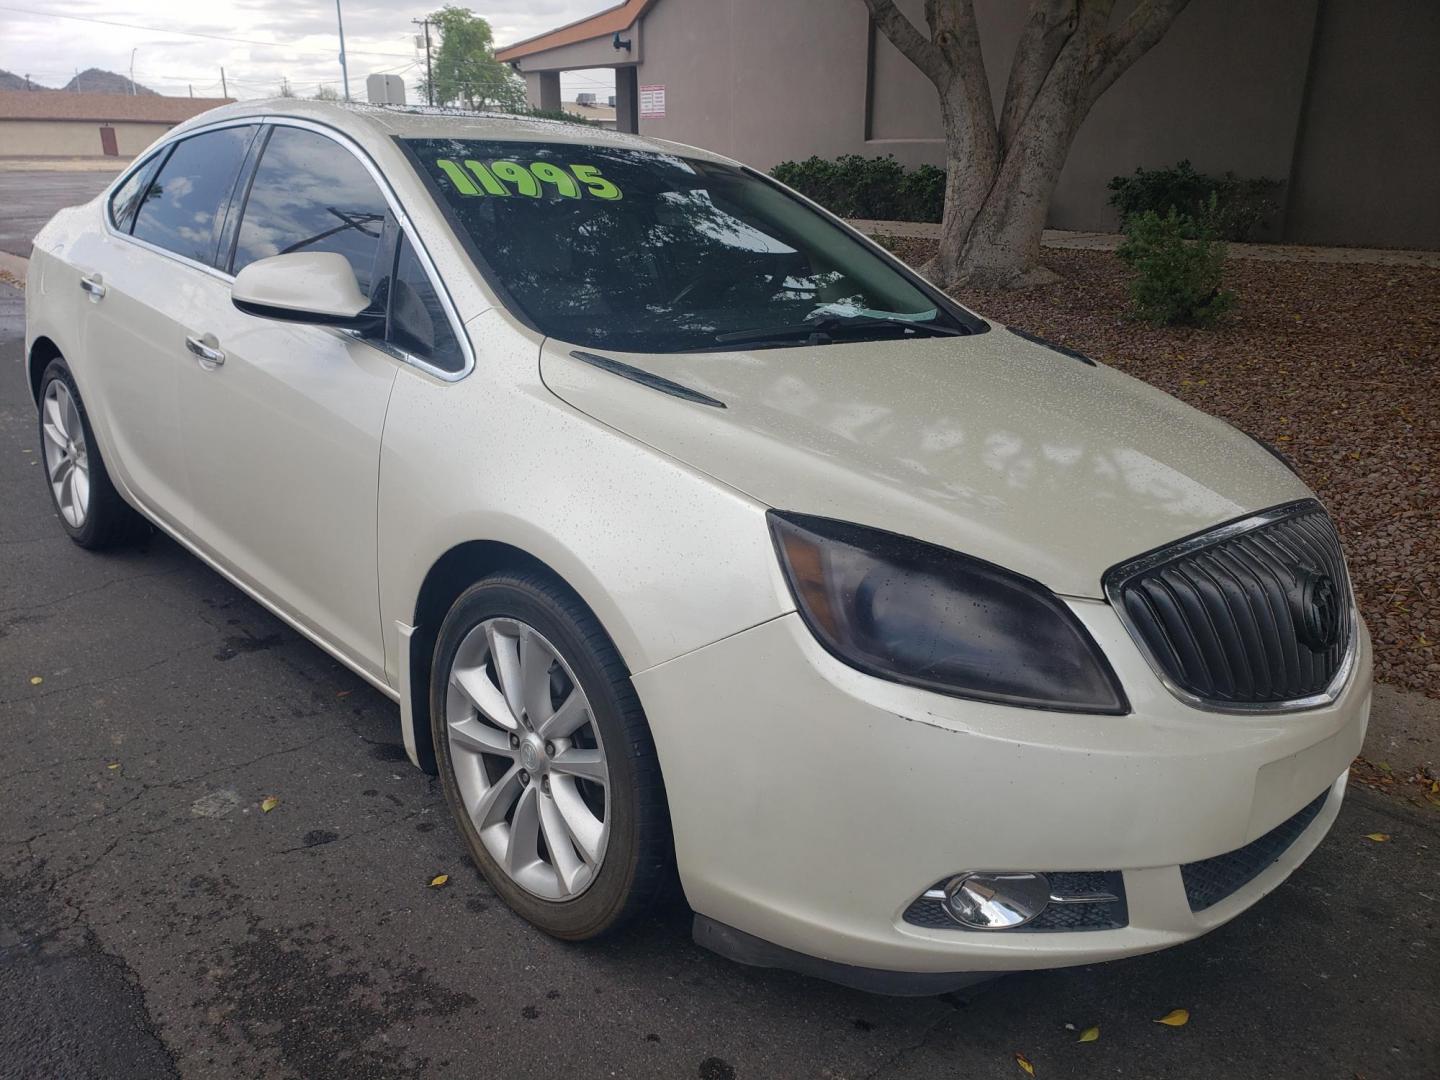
<box><xmin>943</xmin><ymin>872</ymin><xmax>1052</xmax><ymax>930</ymax></box>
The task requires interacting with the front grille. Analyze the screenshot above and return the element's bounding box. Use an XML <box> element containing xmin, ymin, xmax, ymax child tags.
<box><xmin>1181</xmin><ymin>789</ymin><xmax>1329</xmax><ymax>911</ymax></box>
<box><xmin>1105</xmin><ymin>500</ymin><xmax>1354</xmax><ymax>709</ymax></box>
<box><xmin>903</xmin><ymin>872</ymin><xmax>1127</xmax><ymax>932</ymax></box>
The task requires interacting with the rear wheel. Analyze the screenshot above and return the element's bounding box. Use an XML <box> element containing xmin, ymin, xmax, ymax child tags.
<box><xmin>37</xmin><ymin>359</ymin><xmax>149</xmax><ymax>548</ymax></box>
<box><xmin>430</xmin><ymin>572</ymin><xmax>672</xmax><ymax>939</ymax></box>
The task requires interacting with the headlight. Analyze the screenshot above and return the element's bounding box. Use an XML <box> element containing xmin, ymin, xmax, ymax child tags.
<box><xmin>768</xmin><ymin>512</ymin><xmax>1128</xmax><ymax>714</ymax></box>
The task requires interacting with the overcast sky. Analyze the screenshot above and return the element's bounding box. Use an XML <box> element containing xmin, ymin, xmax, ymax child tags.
<box><xmin>0</xmin><ymin>1</ymin><xmax>616</xmax><ymax>101</ymax></box>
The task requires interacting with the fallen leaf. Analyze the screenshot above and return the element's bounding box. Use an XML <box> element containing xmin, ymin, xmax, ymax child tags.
<box><xmin>107</xmin><ymin>762</ymin><xmax>121</xmax><ymax>771</ymax></box>
<box><xmin>337</xmin><ymin>690</ymin><xmax>352</xmax><ymax>698</ymax></box>
<box><xmin>29</xmin><ymin>676</ymin><xmax>42</xmax><ymax>685</ymax></box>
<box><xmin>1078</xmin><ymin>1026</ymin><xmax>1100</xmax><ymax>1043</ymax></box>
<box><xmin>260</xmin><ymin>796</ymin><xmax>279</xmax><ymax>813</ymax></box>
<box><xmin>1155</xmin><ymin>1009</ymin><xmax>1189</xmax><ymax>1027</ymax></box>
<box><xmin>1365</xmin><ymin>832</ymin><xmax>1389</xmax><ymax>842</ymax></box>
<box><xmin>1014</xmin><ymin>1050</ymin><xmax>1035</xmax><ymax>1076</ymax></box>
<box><xmin>429</xmin><ymin>874</ymin><xmax>450</xmax><ymax>888</ymax></box>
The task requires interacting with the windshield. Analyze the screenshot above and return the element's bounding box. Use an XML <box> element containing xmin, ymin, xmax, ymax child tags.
<box><xmin>404</xmin><ymin>138</ymin><xmax>975</xmax><ymax>353</ymax></box>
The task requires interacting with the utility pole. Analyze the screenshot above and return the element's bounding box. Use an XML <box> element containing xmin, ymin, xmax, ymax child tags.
<box><xmin>220</xmin><ymin>67</ymin><xmax>227</xmax><ymax>98</ymax></box>
<box><xmin>129</xmin><ymin>49</ymin><xmax>136</xmax><ymax>95</ymax></box>
<box><xmin>335</xmin><ymin>0</ymin><xmax>351</xmax><ymax>101</ymax></box>
<box><xmin>412</xmin><ymin>18</ymin><xmax>434</xmax><ymax>106</ymax></box>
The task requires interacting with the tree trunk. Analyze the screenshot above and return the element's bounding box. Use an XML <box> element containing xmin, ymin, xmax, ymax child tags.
<box><xmin>864</xmin><ymin>0</ymin><xmax>1193</xmax><ymax>291</ymax></box>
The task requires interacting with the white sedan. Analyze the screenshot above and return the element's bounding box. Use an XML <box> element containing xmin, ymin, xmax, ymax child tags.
<box><xmin>25</xmin><ymin>100</ymin><xmax>1369</xmax><ymax>994</ymax></box>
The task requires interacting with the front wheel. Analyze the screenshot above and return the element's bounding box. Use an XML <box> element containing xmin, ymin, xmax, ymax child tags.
<box><xmin>430</xmin><ymin>572</ymin><xmax>673</xmax><ymax>940</ymax></box>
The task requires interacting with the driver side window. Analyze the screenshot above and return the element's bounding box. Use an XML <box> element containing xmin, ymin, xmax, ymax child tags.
<box><xmin>230</xmin><ymin>126</ymin><xmax>389</xmax><ymax>300</ymax></box>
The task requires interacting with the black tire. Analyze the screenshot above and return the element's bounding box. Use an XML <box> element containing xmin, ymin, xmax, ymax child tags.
<box><xmin>430</xmin><ymin>571</ymin><xmax>673</xmax><ymax>940</ymax></box>
<box><xmin>36</xmin><ymin>358</ymin><xmax>150</xmax><ymax>549</ymax></box>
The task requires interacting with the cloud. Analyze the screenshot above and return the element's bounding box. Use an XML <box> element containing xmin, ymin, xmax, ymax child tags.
<box><xmin>0</xmin><ymin>1</ymin><xmax>616</xmax><ymax>100</ymax></box>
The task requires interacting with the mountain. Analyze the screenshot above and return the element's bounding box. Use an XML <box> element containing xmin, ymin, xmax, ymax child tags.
<box><xmin>61</xmin><ymin>68</ymin><xmax>157</xmax><ymax>95</ymax></box>
<box><xmin>0</xmin><ymin>69</ymin><xmax>39</xmax><ymax>91</ymax></box>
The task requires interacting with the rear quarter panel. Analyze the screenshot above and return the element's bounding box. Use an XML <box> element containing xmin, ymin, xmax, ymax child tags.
<box><xmin>25</xmin><ymin>205</ymin><xmax>97</xmax><ymax>394</ymax></box>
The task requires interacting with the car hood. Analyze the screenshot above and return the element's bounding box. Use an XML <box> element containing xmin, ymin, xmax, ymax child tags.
<box><xmin>538</xmin><ymin>323</ymin><xmax>1312</xmax><ymax>598</ymax></box>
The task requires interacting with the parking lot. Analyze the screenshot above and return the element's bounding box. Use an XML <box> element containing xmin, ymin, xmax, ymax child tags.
<box><xmin>1</xmin><ymin>270</ymin><xmax>1437</xmax><ymax>1079</ymax></box>
<box><xmin>0</xmin><ymin>168</ymin><xmax>117</xmax><ymax>260</ymax></box>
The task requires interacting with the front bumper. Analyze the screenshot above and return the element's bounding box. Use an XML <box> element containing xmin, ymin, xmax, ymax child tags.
<box><xmin>631</xmin><ymin>601</ymin><xmax>1371</xmax><ymax>981</ymax></box>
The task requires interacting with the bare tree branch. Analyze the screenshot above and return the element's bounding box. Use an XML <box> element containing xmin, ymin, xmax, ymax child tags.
<box><xmin>861</xmin><ymin>0</ymin><xmax>946</xmax><ymax>86</ymax></box>
<box><xmin>998</xmin><ymin>0</ymin><xmax>1078</xmax><ymax>148</ymax></box>
<box><xmin>1083</xmin><ymin>0</ymin><xmax>1193</xmax><ymax>110</ymax></box>
<box><xmin>923</xmin><ymin>0</ymin><xmax>995</xmax><ymax>119</ymax></box>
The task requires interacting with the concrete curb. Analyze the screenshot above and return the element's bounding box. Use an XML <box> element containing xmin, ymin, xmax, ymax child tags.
<box><xmin>849</xmin><ymin>220</ymin><xmax>1440</xmax><ymax>268</ymax></box>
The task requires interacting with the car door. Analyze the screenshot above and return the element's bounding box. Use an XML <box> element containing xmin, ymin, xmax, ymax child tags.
<box><xmin>73</xmin><ymin>124</ymin><xmax>259</xmax><ymax>532</ymax></box>
<box><xmin>176</xmin><ymin>123</ymin><xmax>403</xmax><ymax>680</ymax></box>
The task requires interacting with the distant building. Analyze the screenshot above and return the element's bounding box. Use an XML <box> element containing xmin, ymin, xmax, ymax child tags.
<box><xmin>0</xmin><ymin>91</ymin><xmax>232</xmax><ymax>159</ymax></box>
<box><xmin>565</xmin><ymin>95</ymin><xmax>617</xmax><ymax>129</ymax></box>
<box><xmin>498</xmin><ymin>0</ymin><xmax>1440</xmax><ymax>249</ymax></box>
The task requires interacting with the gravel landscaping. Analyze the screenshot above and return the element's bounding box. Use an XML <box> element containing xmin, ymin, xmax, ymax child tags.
<box><xmin>886</xmin><ymin>240</ymin><xmax>1440</xmax><ymax>699</ymax></box>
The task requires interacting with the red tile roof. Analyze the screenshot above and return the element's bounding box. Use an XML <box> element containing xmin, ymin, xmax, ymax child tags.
<box><xmin>0</xmin><ymin>90</ymin><xmax>233</xmax><ymax>124</ymax></box>
<box><xmin>495</xmin><ymin>0</ymin><xmax>659</xmax><ymax>62</ymax></box>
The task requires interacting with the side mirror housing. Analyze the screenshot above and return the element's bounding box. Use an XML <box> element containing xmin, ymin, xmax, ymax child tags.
<box><xmin>231</xmin><ymin>252</ymin><xmax>381</xmax><ymax>330</ymax></box>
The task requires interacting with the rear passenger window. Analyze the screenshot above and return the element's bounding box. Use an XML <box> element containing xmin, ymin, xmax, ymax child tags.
<box><xmin>131</xmin><ymin>126</ymin><xmax>256</xmax><ymax>264</ymax></box>
<box><xmin>109</xmin><ymin>156</ymin><xmax>160</xmax><ymax>232</ymax></box>
<box><xmin>389</xmin><ymin>236</ymin><xmax>464</xmax><ymax>373</ymax></box>
<box><xmin>232</xmin><ymin>126</ymin><xmax>389</xmax><ymax>298</ymax></box>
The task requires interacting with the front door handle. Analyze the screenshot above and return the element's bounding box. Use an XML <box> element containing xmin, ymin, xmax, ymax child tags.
<box><xmin>185</xmin><ymin>333</ymin><xmax>226</xmax><ymax>368</ymax></box>
<box><xmin>80</xmin><ymin>274</ymin><xmax>106</xmax><ymax>300</ymax></box>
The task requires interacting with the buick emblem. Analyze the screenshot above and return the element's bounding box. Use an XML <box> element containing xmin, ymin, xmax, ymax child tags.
<box><xmin>1296</xmin><ymin>571</ymin><xmax>1341</xmax><ymax>652</ymax></box>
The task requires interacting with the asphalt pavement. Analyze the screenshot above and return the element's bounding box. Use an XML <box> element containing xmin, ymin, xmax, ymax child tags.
<box><xmin>1</xmin><ymin>278</ymin><xmax>1436</xmax><ymax>1079</ymax></box>
<box><xmin>0</xmin><ymin>171</ymin><xmax>118</xmax><ymax>258</ymax></box>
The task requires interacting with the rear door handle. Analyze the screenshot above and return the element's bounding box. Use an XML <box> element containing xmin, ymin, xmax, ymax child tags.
<box><xmin>185</xmin><ymin>334</ymin><xmax>226</xmax><ymax>368</ymax></box>
<box><xmin>80</xmin><ymin>274</ymin><xmax>106</xmax><ymax>300</ymax></box>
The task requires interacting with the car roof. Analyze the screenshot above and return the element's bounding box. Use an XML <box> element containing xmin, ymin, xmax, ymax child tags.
<box><xmin>166</xmin><ymin>98</ymin><xmax>739</xmax><ymax>166</ymax></box>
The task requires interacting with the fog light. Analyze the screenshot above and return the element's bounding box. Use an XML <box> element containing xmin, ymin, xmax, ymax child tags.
<box><xmin>943</xmin><ymin>872</ymin><xmax>1051</xmax><ymax>929</ymax></box>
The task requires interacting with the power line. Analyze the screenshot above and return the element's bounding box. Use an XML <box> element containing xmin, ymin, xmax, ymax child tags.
<box><xmin>0</xmin><ymin>4</ymin><xmax>414</xmax><ymax>60</ymax></box>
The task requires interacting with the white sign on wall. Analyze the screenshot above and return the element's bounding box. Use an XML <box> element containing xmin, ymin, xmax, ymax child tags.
<box><xmin>639</xmin><ymin>84</ymin><xmax>666</xmax><ymax>119</ymax></box>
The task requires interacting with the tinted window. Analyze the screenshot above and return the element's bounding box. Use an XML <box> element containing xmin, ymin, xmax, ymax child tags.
<box><xmin>405</xmin><ymin>138</ymin><xmax>969</xmax><ymax>353</ymax></box>
<box><xmin>109</xmin><ymin>156</ymin><xmax>160</xmax><ymax>232</ymax></box>
<box><xmin>389</xmin><ymin>237</ymin><xmax>463</xmax><ymax>372</ymax></box>
<box><xmin>131</xmin><ymin>126</ymin><xmax>256</xmax><ymax>264</ymax></box>
<box><xmin>233</xmin><ymin>126</ymin><xmax>389</xmax><ymax>298</ymax></box>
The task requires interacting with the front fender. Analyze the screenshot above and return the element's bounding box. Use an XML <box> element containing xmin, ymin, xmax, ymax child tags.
<box><xmin>376</xmin><ymin>310</ymin><xmax>791</xmax><ymax>689</ymax></box>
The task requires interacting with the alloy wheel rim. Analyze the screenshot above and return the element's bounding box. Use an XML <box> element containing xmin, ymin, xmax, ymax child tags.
<box><xmin>41</xmin><ymin>381</ymin><xmax>90</xmax><ymax>529</ymax></box>
<box><xmin>445</xmin><ymin>617</ymin><xmax>610</xmax><ymax>900</ymax></box>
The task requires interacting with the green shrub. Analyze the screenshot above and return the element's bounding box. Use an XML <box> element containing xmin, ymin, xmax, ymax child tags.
<box><xmin>1107</xmin><ymin>160</ymin><xmax>1282</xmax><ymax>242</ymax></box>
<box><xmin>897</xmin><ymin>163</ymin><xmax>946</xmax><ymax>223</ymax></box>
<box><xmin>1116</xmin><ymin>202</ymin><xmax>1236</xmax><ymax>327</ymax></box>
<box><xmin>770</xmin><ymin>154</ymin><xmax>943</xmax><ymax>222</ymax></box>
<box><xmin>518</xmin><ymin>106</ymin><xmax>601</xmax><ymax>126</ymax></box>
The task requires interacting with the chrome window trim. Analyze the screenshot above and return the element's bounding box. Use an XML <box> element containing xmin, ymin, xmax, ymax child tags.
<box><xmin>1103</xmin><ymin>499</ymin><xmax>1359</xmax><ymax>715</ymax></box>
<box><xmin>104</xmin><ymin>145</ymin><xmax>169</xmax><ymax>231</ymax></box>
<box><xmin>98</xmin><ymin>114</ymin><xmax>475</xmax><ymax>383</ymax></box>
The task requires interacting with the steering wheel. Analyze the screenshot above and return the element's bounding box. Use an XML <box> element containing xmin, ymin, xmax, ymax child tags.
<box><xmin>667</xmin><ymin>272</ymin><xmax>717</xmax><ymax>307</ymax></box>
<box><xmin>666</xmin><ymin>264</ymin><xmax>790</xmax><ymax>308</ymax></box>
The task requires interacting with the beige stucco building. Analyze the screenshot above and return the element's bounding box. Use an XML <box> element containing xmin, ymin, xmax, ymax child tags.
<box><xmin>498</xmin><ymin>0</ymin><xmax>1440</xmax><ymax>249</ymax></box>
<box><xmin>0</xmin><ymin>91</ymin><xmax>233</xmax><ymax>160</ymax></box>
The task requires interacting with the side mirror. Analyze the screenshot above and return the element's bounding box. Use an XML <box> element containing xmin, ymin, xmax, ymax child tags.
<box><xmin>231</xmin><ymin>252</ymin><xmax>381</xmax><ymax>330</ymax></box>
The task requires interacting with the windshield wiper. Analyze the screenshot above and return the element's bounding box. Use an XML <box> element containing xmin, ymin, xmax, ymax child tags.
<box><xmin>711</xmin><ymin>314</ymin><xmax>967</xmax><ymax>348</ymax></box>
